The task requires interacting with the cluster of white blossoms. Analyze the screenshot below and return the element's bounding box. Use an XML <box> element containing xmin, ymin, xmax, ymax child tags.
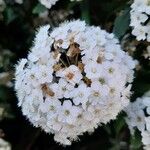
<box><xmin>125</xmin><ymin>91</ymin><xmax>150</xmax><ymax>150</ymax></box>
<box><xmin>39</xmin><ymin>0</ymin><xmax>59</xmax><ymax>9</ymax></box>
<box><xmin>130</xmin><ymin>0</ymin><xmax>150</xmax><ymax>41</ymax></box>
<box><xmin>15</xmin><ymin>20</ymin><xmax>136</xmax><ymax>145</ymax></box>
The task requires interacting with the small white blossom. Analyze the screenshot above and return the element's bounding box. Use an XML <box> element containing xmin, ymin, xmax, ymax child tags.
<box><xmin>39</xmin><ymin>0</ymin><xmax>59</xmax><ymax>9</ymax></box>
<box><xmin>56</xmin><ymin>65</ymin><xmax>82</xmax><ymax>85</ymax></box>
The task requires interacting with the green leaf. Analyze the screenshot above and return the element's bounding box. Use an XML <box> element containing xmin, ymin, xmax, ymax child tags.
<box><xmin>130</xmin><ymin>130</ymin><xmax>142</xmax><ymax>149</ymax></box>
<box><xmin>80</xmin><ymin>0</ymin><xmax>90</xmax><ymax>24</ymax></box>
<box><xmin>4</xmin><ymin>7</ymin><xmax>17</xmax><ymax>24</ymax></box>
<box><xmin>32</xmin><ymin>3</ymin><xmax>47</xmax><ymax>15</ymax></box>
<box><xmin>114</xmin><ymin>116</ymin><xmax>126</xmax><ymax>135</ymax></box>
<box><xmin>113</xmin><ymin>7</ymin><xmax>130</xmax><ymax>39</ymax></box>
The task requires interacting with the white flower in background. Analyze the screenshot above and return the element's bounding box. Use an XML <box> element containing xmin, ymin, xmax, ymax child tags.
<box><xmin>125</xmin><ymin>91</ymin><xmax>150</xmax><ymax>150</ymax></box>
<box><xmin>143</xmin><ymin>46</ymin><xmax>150</xmax><ymax>60</ymax></box>
<box><xmin>142</xmin><ymin>131</ymin><xmax>150</xmax><ymax>150</ymax></box>
<box><xmin>15</xmin><ymin>0</ymin><xmax>23</xmax><ymax>4</ymax></box>
<box><xmin>0</xmin><ymin>0</ymin><xmax>5</xmax><ymax>12</ymax></box>
<box><xmin>39</xmin><ymin>0</ymin><xmax>59</xmax><ymax>9</ymax></box>
<box><xmin>15</xmin><ymin>20</ymin><xmax>136</xmax><ymax>145</ymax></box>
<box><xmin>0</xmin><ymin>138</ymin><xmax>11</xmax><ymax>150</ymax></box>
<box><xmin>125</xmin><ymin>98</ymin><xmax>145</xmax><ymax>134</ymax></box>
<box><xmin>130</xmin><ymin>0</ymin><xmax>150</xmax><ymax>42</ymax></box>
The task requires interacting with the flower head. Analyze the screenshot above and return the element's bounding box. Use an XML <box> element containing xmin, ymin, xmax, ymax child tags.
<box><xmin>15</xmin><ymin>20</ymin><xmax>136</xmax><ymax>145</ymax></box>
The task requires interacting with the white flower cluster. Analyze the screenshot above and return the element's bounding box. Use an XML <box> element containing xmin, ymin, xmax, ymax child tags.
<box><xmin>15</xmin><ymin>20</ymin><xmax>136</xmax><ymax>145</ymax></box>
<box><xmin>39</xmin><ymin>0</ymin><xmax>59</xmax><ymax>9</ymax></box>
<box><xmin>130</xmin><ymin>0</ymin><xmax>150</xmax><ymax>41</ymax></box>
<box><xmin>125</xmin><ymin>91</ymin><xmax>150</xmax><ymax>150</ymax></box>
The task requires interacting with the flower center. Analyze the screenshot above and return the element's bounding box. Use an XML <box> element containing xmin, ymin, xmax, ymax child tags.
<box><xmin>99</xmin><ymin>78</ymin><xmax>105</xmax><ymax>85</ymax></box>
<box><xmin>108</xmin><ymin>68</ymin><xmax>114</xmax><ymax>74</ymax></box>
<box><xmin>64</xmin><ymin>110</ymin><xmax>70</xmax><ymax>116</ymax></box>
<box><xmin>50</xmin><ymin>105</ymin><xmax>55</xmax><ymax>111</ymax></box>
<box><xmin>66</xmin><ymin>72</ymin><xmax>74</xmax><ymax>80</ymax></box>
<box><xmin>93</xmin><ymin>92</ymin><xmax>100</xmax><ymax>97</ymax></box>
<box><xmin>91</xmin><ymin>68</ymin><xmax>97</xmax><ymax>73</ymax></box>
<box><xmin>30</xmin><ymin>74</ymin><xmax>35</xmax><ymax>79</ymax></box>
<box><xmin>79</xmin><ymin>92</ymin><xmax>84</xmax><ymax>98</ymax></box>
<box><xmin>62</xmin><ymin>87</ymin><xmax>67</xmax><ymax>91</ymax></box>
<box><xmin>137</xmin><ymin>116</ymin><xmax>142</xmax><ymax>122</ymax></box>
<box><xmin>110</xmin><ymin>88</ymin><xmax>115</xmax><ymax>94</ymax></box>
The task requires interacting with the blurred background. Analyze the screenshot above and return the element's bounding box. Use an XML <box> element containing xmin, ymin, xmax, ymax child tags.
<box><xmin>0</xmin><ymin>0</ymin><xmax>150</xmax><ymax>149</ymax></box>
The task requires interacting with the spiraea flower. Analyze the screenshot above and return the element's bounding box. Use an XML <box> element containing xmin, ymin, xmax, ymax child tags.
<box><xmin>39</xmin><ymin>0</ymin><xmax>59</xmax><ymax>9</ymax></box>
<box><xmin>125</xmin><ymin>91</ymin><xmax>150</xmax><ymax>150</ymax></box>
<box><xmin>15</xmin><ymin>20</ymin><xmax>136</xmax><ymax>145</ymax></box>
<box><xmin>130</xmin><ymin>0</ymin><xmax>150</xmax><ymax>41</ymax></box>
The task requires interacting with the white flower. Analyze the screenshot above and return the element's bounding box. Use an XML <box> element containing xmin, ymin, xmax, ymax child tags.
<box><xmin>143</xmin><ymin>96</ymin><xmax>150</xmax><ymax>114</ymax></box>
<box><xmin>40</xmin><ymin>97</ymin><xmax>61</xmax><ymax>117</ymax></box>
<box><xmin>36</xmin><ymin>65</ymin><xmax>53</xmax><ymax>84</ymax></box>
<box><xmin>89</xmin><ymin>81</ymin><xmax>109</xmax><ymax>105</ymax></box>
<box><xmin>0</xmin><ymin>138</ymin><xmax>11</xmax><ymax>150</ymax></box>
<box><xmin>84</xmin><ymin>62</ymin><xmax>102</xmax><ymax>79</ymax></box>
<box><xmin>56</xmin><ymin>65</ymin><xmax>82</xmax><ymax>85</ymax></box>
<box><xmin>0</xmin><ymin>0</ymin><xmax>6</xmax><ymax>12</ymax></box>
<box><xmin>145</xmin><ymin>117</ymin><xmax>150</xmax><ymax>131</ymax></box>
<box><xmin>58</xmin><ymin>101</ymin><xmax>81</xmax><ymax>124</ymax></box>
<box><xmin>15</xmin><ymin>0</ymin><xmax>23</xmax><ymax>4</ymax></box>
<box><xmin>130</xmin><ymin>0</ymin><xmax>150</xmax><ymax>41</ymax></box>
<box><xmin>142</xmin><ymin>131</ymin><xmax>150</xmax><ymax>147</ymax></box>
<box><xmin>71</xmin><ymin>82</ymin><xmax>90</xmax><ymax>108</ymax></box>
<box><xmin>125</xmin><ymin>91</ymin><xmax>150</xmax><ymax>149</ymax></box>
<box><xmin>15</xmin><ymin>20</ymin><xmax>135</xmax><ymax>145</ymax></box>
<box><xmin>39</xmin><ymin>0</ymin><xmax>59</xmax><ymax>9</ymax></box>
<box><xmin>132</xmin><ymin>25</ymin><xmax>148</xmax><ymax>41</ymax></box>
<box><xmin>57</xmin><ymin>79</ymin><xmax>74</xmax><ymax>98</ymax></box>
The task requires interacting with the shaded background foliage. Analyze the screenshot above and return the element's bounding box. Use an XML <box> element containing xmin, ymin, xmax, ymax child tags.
<box><xmin>0</xmin><ymin>0</ymin><xmax>150</xmax><ymax>149</ymax></box>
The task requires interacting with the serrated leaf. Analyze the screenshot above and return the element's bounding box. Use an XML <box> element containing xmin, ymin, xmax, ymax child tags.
<box><xmin>32</xmin><ymin>3</ymin><xmax>47</xmax><ymax>15</ymax></box>
<box><xmin>113</xmin><ymin>7</ymin><xmax>130</xmax><ymax>39</ymax></box>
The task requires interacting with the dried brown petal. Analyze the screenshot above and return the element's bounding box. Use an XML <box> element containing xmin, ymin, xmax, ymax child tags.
<box><xmin>78</xmin><ymin>62</ymin><xmax>84</xmax><ymax>72</ymax></box>
<box><xmin>53</xmin><ymin>64</ymin><xmax>62</xmax><ymax>72</ymax></box>
<box><xmin>41</xmin><ymin>84</ymin><xmax>55</xmax><ymax>97</ymax></box>
<box><xmin>67</xmin><ymin>43</ymin><xmax>80</xmax><ymax>57</ymax></box>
